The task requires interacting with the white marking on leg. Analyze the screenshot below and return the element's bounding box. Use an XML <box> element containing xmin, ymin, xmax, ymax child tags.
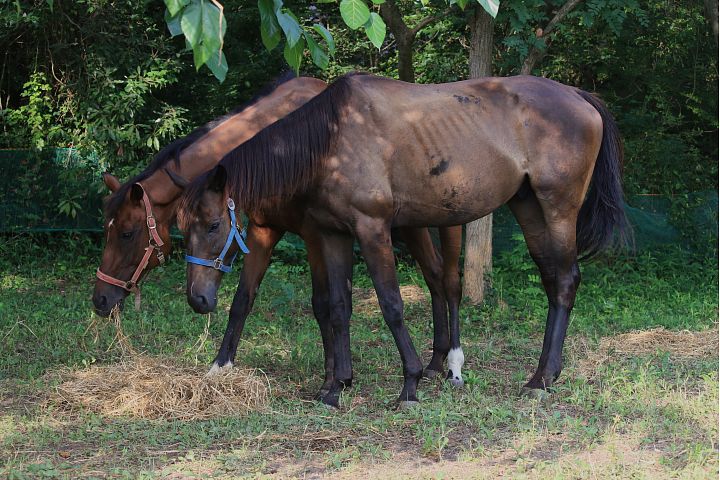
<box><xmin>447</xmin><ymin>347</ymin><xmax>465</xmax><ymax>383</ymax></box>
<box><xmin>206</xmin><ymin>360</ymin><xmax>233</xmax><ymax>377</ymax></box>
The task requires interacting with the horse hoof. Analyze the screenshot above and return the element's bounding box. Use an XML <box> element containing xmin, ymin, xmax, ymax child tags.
<box><xmin>321</xmin><ymin>393</ymin><xmax>341</xmax><ymax>409</ymax></box>
<box><xmin>423</xmin><ymin>368</ymin><xmax>443</xmax><ymax>379</ymax></box>
<box><xmin>448</xmin><ymin>376</ymin><xmax>464</xmax><ymax>388</ymax></box>
<box><xmin>206</xmin><ymin>361</ymin><xmax>232</xmax><ymax>377</ymax></box>
<box><xmin>314</xmin><ymin>389</ymin><xmax>330</xmax><ymax>401</ymax></box>
<box><xmin>398</xmin><ymin>400</ymin><xmax>419</xmax><ymax>410</ymax></box>
<box><xmin>520</xmin><ymin>386</ymin><xmax>551</xmax><ymax>403</ymax></box>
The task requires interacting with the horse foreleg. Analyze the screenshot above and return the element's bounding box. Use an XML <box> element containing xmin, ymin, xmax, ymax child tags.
<box><xmin>440</xmin><ymin>226</ymin><xmax>464</xmax><ymax>387</ymax></box>
<box><xmin>357</xmin><ymin>218</ymin><xmax>424</xmax><ymax>408</ymax></box>
<box><xmin>304</xmin><ymin>234</ymin><xmax>335</xmax><ymax>399</ymax></box>
<box><xmin>318</xmin><ymin>232</ymin><xmax>355</xmax><ymax>408</ymax></box>
<box><xmin>395</xmin><ymin>227</ymin><xmax>450</xmax><ymax>379</ymax></box>
<box><xmin>210</xmin><ymin>225</ymin><xmax>283</xmax><ymax>374</ymax></box>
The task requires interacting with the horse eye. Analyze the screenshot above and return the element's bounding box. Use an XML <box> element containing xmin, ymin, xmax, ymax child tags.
<box><xmin>208</xmin><ymin>222</ymin><xmax>220</xmax><ymax>233</ymax></box>
<box><xmin>121</xmin><ymin>231</ymin><xmax>134</xmax><ymax>239</ymax></box>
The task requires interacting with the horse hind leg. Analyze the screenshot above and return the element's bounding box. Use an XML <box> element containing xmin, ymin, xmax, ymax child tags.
<box><xmin>508</xmin><ymin>189</ymin><xmax>581</xmax><ymax>397</ymax></box>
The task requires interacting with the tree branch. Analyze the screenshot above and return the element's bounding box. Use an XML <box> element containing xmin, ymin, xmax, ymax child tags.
<box><xmin>409</xmin><ymin>8</ymin><xmax>452</xmax><ymax>37</ymax></box>
<box><xmin>520</xmin><ymin>0</ymin><xmax>582</xmax><ymax>75</ymax></box>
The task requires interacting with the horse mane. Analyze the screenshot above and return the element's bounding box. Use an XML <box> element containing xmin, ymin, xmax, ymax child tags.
<box><xmin>103</xmin><ymin>71</ymin><xmax>297</xmax><ymax>218</ymax></box>
<box><xmin>179</xmin><ymin>72</ymin><xmax>362</xmax><ymax>221</ymax></box>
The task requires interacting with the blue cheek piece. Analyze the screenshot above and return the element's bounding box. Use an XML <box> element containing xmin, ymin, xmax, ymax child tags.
<box><xmin>185</xmin><ymin>198</ymin><xmax>250</xmax><ymax>274</ymax></box>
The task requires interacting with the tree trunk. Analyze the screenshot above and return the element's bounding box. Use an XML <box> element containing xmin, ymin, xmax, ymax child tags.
<box><xmin>464</xmin><ymin>6</ymin><xmax>494</xmax><ymax>304</ymax></box>
<box><xmin>705</xmin><ymin>0</ymin><xmax>719</xmax><ymax>46</ymax></box>
<box><xmin>380</xmin><ymin>0</ymin><xmax>415</xmax><ymax>82</ymax></box>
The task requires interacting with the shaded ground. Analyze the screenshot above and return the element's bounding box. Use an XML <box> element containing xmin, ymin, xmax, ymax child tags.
<box><xmin>0</xmin><ymin>238</ymin><xmax>718</xmax><ymax>478</ymax></box>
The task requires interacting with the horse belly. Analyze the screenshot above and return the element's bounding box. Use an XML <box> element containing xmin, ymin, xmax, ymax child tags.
<box><xmin>391</xmin><ymin>163</ymin><xmax>523</xmax><ymax>227</ymax></box>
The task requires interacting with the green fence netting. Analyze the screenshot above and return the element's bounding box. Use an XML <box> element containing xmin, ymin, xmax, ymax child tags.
<box><xmin>1</xmin><ymin>148</ymin><xmax>103</xmax><ymax>232</ymax></box>
<box><xmin>1</xmin><ymin>149</ymin><xmax>717</xmax><ymax>255</ymax></box>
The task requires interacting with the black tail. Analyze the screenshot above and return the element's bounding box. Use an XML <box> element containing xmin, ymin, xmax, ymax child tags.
<box><xmin>575</xmin><ymin>90</ymin><xmax>633</xmax><ymax>260</ymax></box>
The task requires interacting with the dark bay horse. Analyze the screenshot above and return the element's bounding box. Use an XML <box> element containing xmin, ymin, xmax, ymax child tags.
<box><xmin>91</xmin><ymin>73</ymin><xmax>466</xmax><ymax>394</ymax></box>
<box><xmin>178</xmin><ymin>73</ymin><xmax>629</xmax><ymax>408</ymax></box>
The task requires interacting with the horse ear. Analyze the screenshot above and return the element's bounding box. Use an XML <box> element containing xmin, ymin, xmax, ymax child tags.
<box><xmin>130</xmin><ymin>183</ymin><xmax>144</xmax><ymax>202</ymax></box>
<box><xmin>207</xmin><ymin>165</ymin><xmax>227</xmax><ymax>193</ymax></box>
<box><xmin>102</xmin><ymin>172</ymin><xmax>121</xmax><ymax>192</ymax></box>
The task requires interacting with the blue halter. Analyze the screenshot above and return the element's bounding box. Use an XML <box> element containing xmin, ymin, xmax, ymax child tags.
<box><xmin>185</xmin><ymin>198</ymin><xmax>250</xmax><ymax>273</ymax></box>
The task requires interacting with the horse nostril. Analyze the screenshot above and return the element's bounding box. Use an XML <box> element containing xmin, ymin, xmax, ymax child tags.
<box><xmin>198</xmin><ymin>295</ymin><xmax>208</xmax><ymax>307</ymax></box>
<box><xmin>94</xmin><ymin>295</ymin><xmax>108</xmax><ymax>309</ymax></box>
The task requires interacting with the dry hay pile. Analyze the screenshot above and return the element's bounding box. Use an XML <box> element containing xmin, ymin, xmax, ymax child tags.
<box><xmin>577</xmin><ymin>326</ymin><xmax>718</xmax><ymax>378</ymax></box>
<box><xmin>48</xmin><ymin>356</ymin><xmax>270</xmax><ymax>420</ymax></box>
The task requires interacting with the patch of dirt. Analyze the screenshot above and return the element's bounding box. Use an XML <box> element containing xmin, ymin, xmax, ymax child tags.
<box><xmin>574</xmin><ymin>326</ymin><xmax>718</xmax><ymax>378</ymax></box>
<box><xmin>353</xmin><ymin>285</ymin><xmax>429</xmax><ymax>316</ymax></box>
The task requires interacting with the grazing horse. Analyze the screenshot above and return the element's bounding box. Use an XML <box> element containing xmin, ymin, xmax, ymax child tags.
<box><xmin>178</xmin><ymin>73</ymin><xmax>629</xmax><ymax>408</ymax></box>
<box><xmin>90</xmin><ymin>73</ymin><xmax>466</xmax><ymax>394</ymax></box>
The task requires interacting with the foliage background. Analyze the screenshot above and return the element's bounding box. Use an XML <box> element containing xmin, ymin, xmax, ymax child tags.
<box><xmin>0</xmin><ymin>0</ymin><xmax>717</xmax><ymax>246</ymax></box>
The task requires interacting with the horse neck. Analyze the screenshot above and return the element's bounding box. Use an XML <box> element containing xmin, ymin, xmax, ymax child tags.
<box><xmin>146</xmin><ymin>77</ymin><xmax>328</xmax><ymax>209</ymax></box>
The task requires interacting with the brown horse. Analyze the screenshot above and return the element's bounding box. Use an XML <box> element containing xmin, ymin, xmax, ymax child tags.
<box><xmin>91</xmin><ymin>73</ymin><xmax>466</xmax><ymax>395</ymax></box>
<box><xmin>178</xmin><ymin>73</ymin><xmax>629</xmax><ymax>408</ymax></box>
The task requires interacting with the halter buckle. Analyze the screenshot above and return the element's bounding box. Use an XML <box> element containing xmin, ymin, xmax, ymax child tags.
<box><xmin>213</xmin><ymin>258</ymin><xmax>224</xmax><ymax>270</ymax></box>
<box><xmin>125</xmin><ymin>281</ymin><xmax>135</xmax><ymax>290</ymax></box>
<box><xmin>147</xmin><ymin>216</ymin><xmax>157</xmax><ymax>229</ymax></box>
<box><xmin>227</xmin><ymin>198</ymin><xmax>236</xmax><ymax>210</ymax></box>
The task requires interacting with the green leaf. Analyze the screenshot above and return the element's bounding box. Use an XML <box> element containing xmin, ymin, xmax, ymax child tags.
<box><xmin>364</xmin><ymin>12</ymin><xmax>386</xmax><ymax>49</ymax></box>
<box><xmin>339</xmin><ymin>0</ymin><xmax>370</xmax><ymax>30</ymax></box>
<box><xmin>259</xmin><ymin>0</ymin><xmax>282</xmax><ymax>50</ymax></box>
<box><xmin>283</xmin><ymin>36</ymin><xmax>305</xmax><ymax>74</ymax></box>
<box><xmin>370</xmin><ymin>0</ymin><xmax>385</xmax><ymax>4</ymax></box>
<box><xmin>165</xmin><ymin>0</ymin><xmax>190</xmax><ymax>18</ymax></box>
<box><xmin>476</xmin><ymin>0</ymin><xmax>499</xmax><ymax>18</ymax></box>
<box><xmin>313</xmin><ymin>24</ymin><xmax>335</xmax><ymax>55</ymax></box>
<box><xmin>180</xmin><ymin>1</ymin><xmax>203</xmax><ymax>47</ymax></box>
<box><xmin>206</xmin><ymin>50</ymin><xmax>228</xmax><ymax>82</ymax></box>
<box><xmin>165</xmin><ymin>10</ymin><xmax>183</xmax><ymax>37</ymax></box>
<box><xmin>46</xmin><ymin>0</ymin><xmax>53</xmax><ymax>11</ymax></box>
<box><xmin>193</xmin><ymin>43</ymin><xmax>213</xmax><ymax>70</ymax></box>
<box><xmin>306</xmin><ymin>35</ymin><xmax>329</xmax><ymax>69</ymax></box>
<box><xmin>277</xmin><ymin>10</ymin><xmax>303</xmax><ymax>47</ymax></box>
<box><xmin>453</xmin><ymin>0</ymin><xmax>469</xmax><ymax>10</ymax></box>
<box><xmin>201</xmin><ymin>1</ymin><xmax>225</xmax><ymax>53</ymax></box>
<box><xmin>260</xmin><ymin>22</ymin><xmax>282</xmax><ymax>50</ymax></box>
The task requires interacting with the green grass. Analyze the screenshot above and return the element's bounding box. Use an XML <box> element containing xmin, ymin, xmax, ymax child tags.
<box><xmin>0</xmin><ymin>233</ymin><xmax>717</xmax><ymax>478</ymax></box>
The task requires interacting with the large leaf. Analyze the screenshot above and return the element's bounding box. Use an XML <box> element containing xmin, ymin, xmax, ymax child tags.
<box><xmin>260</xmin><ymin>22</ymin><xmax>282</xmax><ymax>50</ymax></box>
<box><xmin>165</xmin><ymin>0</ymin><xmax>190</xmax><ymax>17</ymax></box>
<box><xmin>206</xmin><ymin>50</ymin><xmax>228</xmax><ymax>82</ymax></box>
<box><xmin>258</xmin><ymin>0</ymin><xmax>281</xmax><ymax>50</ymax></box>
<box><xmin>313</xmin><ymin>24</ymin><xmax>335</xmax><ymax>55</ymax></box>
<box><xmin>164</xmin><ymin>9</ymin><xmax>183</xmax><ymax>37</ymax></box>
<box><xmin>283</xmin><ymin>36</ymin><xmax>305</xmax><ymax>74</ymax></box>
<box><xmin>180</xmin><ymin>0</ymin><xmax>203</xmax><ymax>47</ymax></box>
<box><xmin>476</xmin><ymin>0</ymin><xmax>499</xmax><ymax>18</ymax></box>
<box><xmin>201</xmin><ymin>1</ymin><xmax>226</xmax><ymax>53</ymax></box>
<box><xmin>306</xmin><ymin>35</ymin><xmax>329</xmax><ymax>69</ymax></box>
<box><xmin>364</xmin><ymin>12</ymin><xmax>386</xmax><ymax>49</ymax></box>
<box><xmin>193</xmin><ymin>41</ymin><xmax>213</xmax><ymax>69</ymax></box>
<box><xmin>339</xmin><ymin>0</ymin><xmax>370</xmax><ymax>30</ymax></box>
<box><xmin>276</xmin><ymin>10</ymin><xmax>303</xmax><ymax>48</ymax></box>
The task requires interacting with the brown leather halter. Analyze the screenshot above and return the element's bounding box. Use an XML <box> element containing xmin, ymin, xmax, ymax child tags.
<box><xmin>96</xmin><ymin>183</ymin><xmax>165</xmax><ymax>308</ymax></box>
